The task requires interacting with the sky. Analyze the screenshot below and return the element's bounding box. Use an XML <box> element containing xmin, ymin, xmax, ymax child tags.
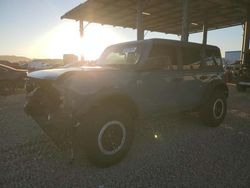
<box><xmin>0</xmin><ymin>0</ymin><xmax>244</xmax><ymax>60</ymax></box>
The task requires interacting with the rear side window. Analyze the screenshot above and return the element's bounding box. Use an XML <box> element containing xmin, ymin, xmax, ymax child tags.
<box><xmin>182</xmin><ymin>46</ymin><xmax>201</xmax><ymax>70</ymax></box>
<box><xmin>147</xmin><ymin>44</ymin><xmax>178</xmax><ymax>70</ymax></box>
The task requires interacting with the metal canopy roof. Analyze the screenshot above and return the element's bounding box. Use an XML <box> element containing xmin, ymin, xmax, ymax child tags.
<box><xmin>61</xmin><ymin>0</ymin><xmax>250</xmax><ymax>35</ymax></box>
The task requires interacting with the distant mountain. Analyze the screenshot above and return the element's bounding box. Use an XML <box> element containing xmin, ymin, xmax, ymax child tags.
<box><xmin>0</xmin><ymin>55</ymin><xmax>31</xmax><ymax>63</ymax></box>
<box><xmin>32</xmin><ymin>59</ymin><xmax>63</xmax><ymax>65</ymax></box>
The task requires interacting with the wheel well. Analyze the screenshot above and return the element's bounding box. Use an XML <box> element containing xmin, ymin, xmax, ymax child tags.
<box><xmin>214</xmin><ymin>84</ymin><xmax>228</xmax><ymax>98</ymax></box>
<box><xmin>95</xmin><ymin>94</ymin><xmax>139</xmax><ymax>119</ymax></box>
<box><xmin>200</xmin><ymin>83</ymin><xmax>228</xmax><ymax>108</ymax></box>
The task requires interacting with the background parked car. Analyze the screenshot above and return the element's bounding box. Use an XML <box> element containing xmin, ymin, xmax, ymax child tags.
<box><xmin>0</xmin><ymin>63</ymin><xmax>27</xmax><ymax>96</ymax></box>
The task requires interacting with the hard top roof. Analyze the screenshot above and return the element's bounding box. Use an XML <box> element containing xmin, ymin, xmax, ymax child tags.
<box><xmin>106</xmin><ymin>38</ymin><xmax>220</xmax><ymax>50</ymax></box>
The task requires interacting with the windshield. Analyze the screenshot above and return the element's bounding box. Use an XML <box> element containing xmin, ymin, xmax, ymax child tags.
<box><xmin>97</xmin><ymin>44</ymin><xmax>142</xmax><ymax>66</ymax></box>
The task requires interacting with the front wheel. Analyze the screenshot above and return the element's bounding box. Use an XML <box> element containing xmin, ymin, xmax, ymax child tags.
<box><xmin>200</xmin><ymin>91</ymin><xmax>227</xmax><ymax>127</ymax></box>
<box><xmin>82</xmin><ymin>106</ymin><xmax>135</xmax><ymax>167</ymax></box>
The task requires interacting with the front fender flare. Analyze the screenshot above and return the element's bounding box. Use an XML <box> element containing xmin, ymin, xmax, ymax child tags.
<box><xmin>73</xmin><ymin>88</ymin><xmax>138</xmax><ymax>120</ymax></box>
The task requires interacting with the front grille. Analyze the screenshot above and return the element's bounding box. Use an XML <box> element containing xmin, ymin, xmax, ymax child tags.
<box><xmin>25</xmin><ymin>78</ymin><xmax>36</xmax><ymax>93</ymax></box>
<box><xmin>24</xmin><ymin>78</ymin><xmax>61</xmax><ymax>116</ymax></box>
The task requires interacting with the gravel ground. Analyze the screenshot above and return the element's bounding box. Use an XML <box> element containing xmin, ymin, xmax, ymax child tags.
<box><xmin>0</xmin><ymin>84</ymin><xmax>250</xmax><ymax>187</ymax></box>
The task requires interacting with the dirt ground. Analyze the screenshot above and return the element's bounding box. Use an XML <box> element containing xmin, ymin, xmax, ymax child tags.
<box><xmin>0</xmin><ymin>84</ymin><xmax>250</xmax><ymax>187</ymax></box>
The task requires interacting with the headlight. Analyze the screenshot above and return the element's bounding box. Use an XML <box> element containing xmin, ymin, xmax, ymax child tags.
<box><xmin>25</xmin><ymin>78</ymin><xmax>36</xmax><ymax>93</ymax></box>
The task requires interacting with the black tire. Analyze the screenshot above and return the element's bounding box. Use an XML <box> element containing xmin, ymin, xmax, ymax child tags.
<box><xmin>236</xmin><ymin>84</ymin><xmax>247</xmax><ymax>92</ymax></box>
<box><xmin>82</xmin><ymin>105</ymin><xmax>135</xmax><ymax>167</ymax></box>
<box><xmin>200</xmin><ymin>91</ymin><xmax>227</xmax><ymax>127</ymax></box>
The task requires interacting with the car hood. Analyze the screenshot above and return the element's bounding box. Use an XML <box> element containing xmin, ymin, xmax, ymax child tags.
<box><xmin>27</xmin><ymin>66</ymin><xmax>108</xmax><ymax>80</ymax></box>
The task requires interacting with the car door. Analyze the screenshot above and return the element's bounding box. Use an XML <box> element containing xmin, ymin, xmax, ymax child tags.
<box><xmin>136</xmin><ymin>44</ymin><xmax>183</xmax><ymax>115</ymax></box>
<box><xmin>175</xmin><ymin>45</ymin><xmax>208</xmax><ymax>110</ymax></box>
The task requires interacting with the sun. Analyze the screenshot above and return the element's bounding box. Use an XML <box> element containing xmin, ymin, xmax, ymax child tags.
<box><xmin>29</xmin><ymin>20</ymin><xmax>126</xmax><ymax>60</ymax></box>
<box><xmin>81</xmin><ymin>23</ymin><xmax>126</xmax><ymax>60</ymax></box>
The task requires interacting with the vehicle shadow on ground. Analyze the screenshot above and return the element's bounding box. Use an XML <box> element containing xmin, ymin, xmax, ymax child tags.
<box><xmin>1</xmin><ymin>89</ymin><xmax>250</xmax><ymax>187</ymax></box>
<box><xmin>1</xmin><ymin>112</ymin><xmax>210</xmax><ymax>164</ymax></box>
<box><xmin>8</xmin><ymin>111</ymin><xmax>233</xmax><ymax>165</ymax></box>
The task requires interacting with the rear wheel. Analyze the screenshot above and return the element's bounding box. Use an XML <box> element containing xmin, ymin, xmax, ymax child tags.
<box><xmin>82</xmin><ymin>105</ymin><xmax>135</xmax><ymax>167</ymax></box>
<box><xmin>200</xmin><ymin>91</ymin><xmax>227</xmax><ymax>127</ymax></box>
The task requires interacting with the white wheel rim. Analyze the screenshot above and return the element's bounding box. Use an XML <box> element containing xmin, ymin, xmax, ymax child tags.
<box><xmin>213</xmin><ymin>98</ymin><xmax>224</xmax><ymax>119</ymax></box>
<box><xmin>98</xmin><ymin>120</ymin><xmax>126</xmax><ymax>155</ymax></box>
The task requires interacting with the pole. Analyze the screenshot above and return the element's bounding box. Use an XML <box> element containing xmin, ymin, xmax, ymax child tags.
<box><xmin>137</xmin><ymin>0</ymin><xmax>144</xmax><ymax>40</ymax></box>
<box><xmin>181</xmin><ymin>0</ymin><xmax>189</xmax><ymax>42</ymax></box>
<box><xmin>79</xmin><ymin>19</ymin><xmax>84</xmax><ymax>38</ymax></box>
<box><xmin>79</xmin><ymin>19</ymin><xmax>84</xmax><ymax>63</ymax></box>
<box><xmin>202</xmin><ymin>19</ymin><xmax>208</xmax><ymax>45</ymax></box>
<box><xmin>242</xmin><ymin>7</ymin><xmax>250</xmax><ymax>65</ymax></box>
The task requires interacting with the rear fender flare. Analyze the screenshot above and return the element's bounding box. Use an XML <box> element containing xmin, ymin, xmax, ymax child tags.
<box><xmin>201</xmin><ymin>80</ymin><xmax>228</xmax><ymax>105</ymax></box>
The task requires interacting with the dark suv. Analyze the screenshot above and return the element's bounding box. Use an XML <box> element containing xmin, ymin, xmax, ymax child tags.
<box><xmin>24</xmin><ymin>39</ymin><xmax>228</xmax><ymax>167</ymax></box>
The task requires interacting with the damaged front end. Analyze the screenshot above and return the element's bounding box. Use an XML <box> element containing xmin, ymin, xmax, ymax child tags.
<box><xmin>24</xmin><ymin>77</ymin><xmax>80</xmax><ymax>150</ymax></box>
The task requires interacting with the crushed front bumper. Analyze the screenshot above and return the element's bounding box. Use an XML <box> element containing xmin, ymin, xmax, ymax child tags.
<box><xmin>24</xmin><ymin>80</ymin><xmax>80</xmax><ymax>150</ymax></box>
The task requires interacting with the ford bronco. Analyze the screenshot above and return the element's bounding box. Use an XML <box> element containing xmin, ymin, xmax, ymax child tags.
<box><xmin>24</xmin><ymin>39</ymin><xmax>228</xmax><ymax>167</ymax></box>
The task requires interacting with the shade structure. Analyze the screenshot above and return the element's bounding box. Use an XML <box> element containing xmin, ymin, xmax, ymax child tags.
<box><xmin>61</xmin><ymin>0</ymin><xmax>250</xmax><ymax>35</ymax></box>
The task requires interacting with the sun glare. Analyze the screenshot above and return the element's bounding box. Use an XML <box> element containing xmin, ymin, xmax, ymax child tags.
<box><xmin>29</xmin><ymin>21</ymin><xmax>126</xmax><ymax>60</ymax></box>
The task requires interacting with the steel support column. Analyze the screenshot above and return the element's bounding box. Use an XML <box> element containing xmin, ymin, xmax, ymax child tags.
<box><xmin>181</xmin><ymin>0</ymin><xmax>189</xmax><ymax>42</ymax></box>
<box><xmin>79</xmin><ymin>19</ymin><xmax>84</xmax><ymax>62</ymax></box>
<box><xmin>137</xmin><ymin>0</ymin><xmax>144</xmax><ymax>40</ymax></box>
<box><xmin>79</xmin><ymin>19</ymin><xmax>84</xmax><ymax>38</ymax></box>
<box><xmin>241</xmin><ymin>7</ymin><xmax>250</xmax><ymax>65</ymax></box>
<box><xmin>202</xmin><ymin>20</ymin><xmax>208</xmax><ymax>45</ymax></box>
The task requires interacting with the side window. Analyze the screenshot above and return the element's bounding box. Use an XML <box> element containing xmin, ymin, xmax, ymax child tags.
<box><xmin>182</xmin><ymin>47</ymin><xmax>201</xmax><ymax>70</ymax></box>
<box><xmin>105</xmin><ymin>52</ymin><xmax>126</xmax><ymax>64</ymax></box>
<box><xmin>147</xmin><ymin>44</ymin><xmax>178</xmax><ymax>70</ymax></box>
<box><xmin>125</xmin><ymin>51</ymin><xmax>140</xmax><ymax>64</ymax></box>
<box><xmin>205</xmin><ymin>48</ymin><xmax>222</xmax><ymax>67</ymax></box>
